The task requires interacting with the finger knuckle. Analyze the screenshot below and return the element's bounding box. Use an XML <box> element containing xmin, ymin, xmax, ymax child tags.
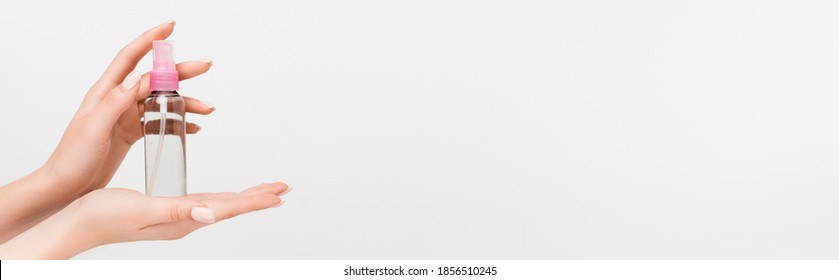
<box><xmin>169</xmin><ymin>204</ymin><xmax>184</xmax><ymax>222</ymax></box>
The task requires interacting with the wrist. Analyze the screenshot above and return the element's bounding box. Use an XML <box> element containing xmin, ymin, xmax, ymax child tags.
<box><xmin>32</xmin><ymin>163</ymin><xmax>85</xmax><ymax>202</ymax></box>
<box><xmin>0</xmin><ymin>164</ymin><xmax>76</xmax><ymax>243</ymax></box>
<box><xmin>0</xmin><ymin>204</ymin><xmax>95</xmax><ymax>259</ymax></box>
<box><xmin>29</xmin><ymin>164</ymin><xmax>58</xmax><ymax>190</ymax></box>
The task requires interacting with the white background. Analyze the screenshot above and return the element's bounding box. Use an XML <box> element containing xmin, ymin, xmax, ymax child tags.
<box><xmin>1</xmin><ymin>0</ymin><xmax>839</xmax><ymax>259</ymax></box>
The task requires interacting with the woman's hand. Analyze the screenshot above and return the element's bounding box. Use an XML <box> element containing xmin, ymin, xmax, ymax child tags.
<box><xmin>0</xmin><ymin>21</ymin><xmax>216</xmax><ymax>241</ymax></box>
<box><xmin>48</xmin><ymin>20</ymin><xmax>215</xmax><ymax>196</ymax></box>
<box><xmin>0</xmin><ymin>182</ymin><xmax>291</xmax><ymax>259</ymax></box>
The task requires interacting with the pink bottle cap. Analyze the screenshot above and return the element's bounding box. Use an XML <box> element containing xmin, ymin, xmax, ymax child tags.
<box><xmin>150</xmin><ymin>40</ymin><xmax>179</xmax><ymax>91</ymax></box>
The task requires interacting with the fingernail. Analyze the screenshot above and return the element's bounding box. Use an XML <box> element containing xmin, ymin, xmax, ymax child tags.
<box><xmin>201</xmin><ymin>59</ymin><xmax>214</xmax><ymax>66</ymax></box>
<box><xmin>270</xmin><ymin>200</ymin><xmax>286</xmax><ymax>208</ymax></box>
<box><xmin>191</xmin><ymin>207</ymin><xmax>216</xmax><ymax>223</ymax></box>
<box><xmin>121</xmin><ymin>71</ymin><xmax>142</xmax><ymax>91</ymax></box>
<box><xmin>278</xmin><ymin>186</ymin><xmax>293</xmax><ymax>196</ymax></box>
<box><xmin>201</xmin><ymin>100</ymin><xmax>215</xmax><ymax>112</ymax></box>
<box><xmin>162</xmin><ymin>20</ymin><xmax>176</xmax><ymax>26</ymax></box>
<box><xmin>194</xmin><ymin>124</ymin><xmax>202</xmax><ymax>132</ymax></box>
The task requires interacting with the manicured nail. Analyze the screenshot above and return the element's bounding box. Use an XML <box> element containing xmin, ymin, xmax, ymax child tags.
<box><xmin>270</xmin><ymin>200</ymin><xmax>286</xmax><ymax>208</ymax></box>
<box><xmin>121</xmin><ymin>71</ymin><xmax>142</xmax><ymax>91</ymax></box>
<box><xmin>201</xmin><ymin>59</ymin><xmax>214</xmax><ymax>66</ymax></box>
<box><xmin>278</xmin><ymin>186</ymin><xmax>293</xmax><ymax>196</ymax></box>
<box><xmin>201</xmin><ymin>100</ymin><xmax>215</xmax><ymax>112</ymax></box>
<box><xmin>191</xmin><ymin>207</ymin><xmax>216</xmax><ymax>223</ymax></box>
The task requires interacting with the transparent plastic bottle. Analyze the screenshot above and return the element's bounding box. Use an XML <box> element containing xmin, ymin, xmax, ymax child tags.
<box><xmin>144</xmin><ymin>40</ymin><xmax>187</xmax><ymax>196</ymax></box>
<box><xmin>144</xmin><ymin>91</ymin><xmax>186</xmax><ymax>196</ymax></box>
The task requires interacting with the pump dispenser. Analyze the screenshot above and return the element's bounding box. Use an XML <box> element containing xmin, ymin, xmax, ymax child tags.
<box><xmin>144</xmin><ymin>40</ymin><xmax>187</xmax><ymax>197</ymax></box>
<box><xmin>150</xmin><ymin>41</ymin><xmax>179</xmax><ymax>91</ymax></box>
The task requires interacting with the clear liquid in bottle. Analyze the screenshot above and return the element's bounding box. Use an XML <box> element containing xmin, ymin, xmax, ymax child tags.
<box><xmin>143</xmin><ymin>90</ymin><xmax>186</xmax><ymax>197</ymax></box>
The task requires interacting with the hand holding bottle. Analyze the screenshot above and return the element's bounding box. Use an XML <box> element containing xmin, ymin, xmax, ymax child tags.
<box><xmin>0</xmin><ymin>21</ymin><xmax>216</xmax><ymax>241</ymax></box>
<box><xmin>0</xmin><ymin>20</ymin><xmax>291</xmax><ymax>259</ymax></box>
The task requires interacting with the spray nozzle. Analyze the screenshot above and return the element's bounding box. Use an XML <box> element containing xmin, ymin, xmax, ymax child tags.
<box><xmin>150</xmin><ymin>40</ymin><xmax>179</xmax><ymax>91</ymax></box>
<box><xmin>153</xmin><ymin>40</ymin><xmax>175</xmax><ymax>71</ymax></box>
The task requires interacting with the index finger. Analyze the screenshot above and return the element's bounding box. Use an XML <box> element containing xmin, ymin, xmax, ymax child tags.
<box><xmin>90</xmin><ymin>20</ymin><xmax>175</xmax><ymax>99</ymax></box>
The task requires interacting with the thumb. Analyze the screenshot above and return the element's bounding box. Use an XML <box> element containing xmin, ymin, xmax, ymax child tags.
<box><xmin>87</xmin><ymin>71</ymin><xmax>142</xmax><ymax>132</ymax></box>
<box><xmin>148</xmin><ymin>197</ymin><xmax>216</xmax><ymax>224</ymax></box>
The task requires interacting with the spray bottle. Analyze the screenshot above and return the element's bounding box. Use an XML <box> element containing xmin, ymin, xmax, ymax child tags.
<box><xmin>144</xmin><ymin>40</ymin><xmax>186</xmax><ymax>197</ymax></box>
